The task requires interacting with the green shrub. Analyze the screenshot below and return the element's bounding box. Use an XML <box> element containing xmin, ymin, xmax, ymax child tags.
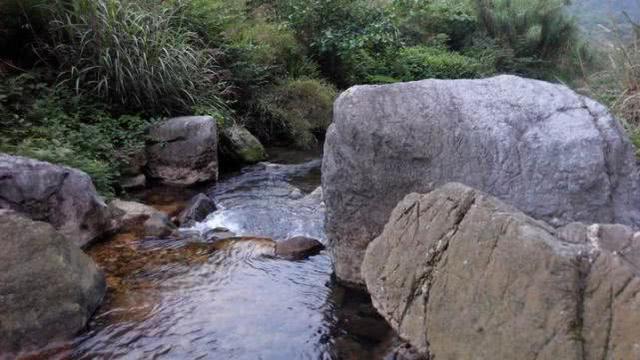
<box><xmin>390</xmin><ymin>46</ymin><xmax>489</xmax><ymax>81</ymax></box>
<box><xmin>228</xmin><ymin>21</ymin><xmax>302</xmax><ymax>70</ymax></box>
<box><xmin>0</xmin><ymin>72</ymin><xmax>151</xmax><ymax>197</ymax></box>
<box><xmin>255</xmin><ymin>78</ymin><xmax>337</xmax><ymax>148</ymax></box>
<box><xmin>264</xmin><ymin>0</ymin><xmax>401</xmax><ymax>86</ymax></box>
<box><xmin>44</xmin><ymin>0</ymin><xmax>227</xmax><ymax>115</ymax></box>
<box><xmin>176</xmin><ymin>0</ymin><xmax>247</xmax><ymax>45</ymax></box>
<box><xmin>473</xmin><ymin>0</ymin><xmax>580</xmax><ymax>77</ymax></box>
<box><xmin>390</xmin><ymin>0</ymin><xmax>478</xmax><ymax>48</ymax></box>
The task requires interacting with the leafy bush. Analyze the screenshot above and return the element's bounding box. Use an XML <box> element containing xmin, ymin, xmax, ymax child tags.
<box><xmin>176</xmin><ymin>0</ymin><xmax>247</xmax><ymax>45</ymax></box>
<box><xmin>1</xmin><ymin>72</ymin><xmax>151</xmax><ymax>197</ymax></box>
<box><xmin>390</xmin><ymin>46</ymin><xmax>489</xmax><ymax>81</ymax></box>
<box><xmin>228</xmin><ymin>21</ymin><xmax>302</xmax><ymax>70</ymax></box>
<box><xmin>44</xmin><ymin>0</ymin><xmax>228</xmax><ymax>114</ymax></box>
<box><xmin>255</xmin><ymin>78</ymin><xmax>336</xmax><ymax>148</ymax></box>
<box><xmin>263</xmin><ymin>0</ymin><xmax>401</xmax><ymax>86</ymax></box>
<box><xmin>390</xmin><ymin>0</ymin><xmax>478</xmax><ymax>49</ymax></box>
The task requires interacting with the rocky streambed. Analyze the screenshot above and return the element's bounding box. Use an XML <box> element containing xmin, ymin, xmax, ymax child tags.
<box><xmin>16</xmin><ymin>156</ymin><xmax>398</xmax><ymax>359</ymax></box>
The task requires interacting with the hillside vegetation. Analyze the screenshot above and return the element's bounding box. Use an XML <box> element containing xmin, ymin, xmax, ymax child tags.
<box><xmin>0</xmin><ymin>0</ymin><xmax>632</xmax><ymax>195</ymax></box>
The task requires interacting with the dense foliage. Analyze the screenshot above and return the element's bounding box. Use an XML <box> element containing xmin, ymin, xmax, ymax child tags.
<box><xmin>0</xmin><ymin>0</ymin><xmax>614</xmax><ymax>195</ymax></box>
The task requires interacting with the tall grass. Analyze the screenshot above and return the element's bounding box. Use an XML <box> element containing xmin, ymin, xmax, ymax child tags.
<box><xmin>582</xmin><ymin>10</ymin><xmax>640</xmax><ymax>153</ymax></box>
<box><xmin>44</xmin><ymin>0</ymin><xmax>228</xmax><ymax>114</ymax></box>
<box><xmin>473</xmin><ymin>0</ymin><xmax>581</xmax><ymax>76</ymax></box>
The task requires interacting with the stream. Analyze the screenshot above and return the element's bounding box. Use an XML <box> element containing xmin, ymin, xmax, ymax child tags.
<box><xmin>27</xmin><ymin>152</ymin><xmax>396</xmax><ymax>359</ymax></box>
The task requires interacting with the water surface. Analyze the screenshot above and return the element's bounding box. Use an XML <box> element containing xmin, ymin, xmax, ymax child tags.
<box><xmin>24</xmin><ymin>158</ymin><xmax>395</xmax><ymax>359</ymax></box>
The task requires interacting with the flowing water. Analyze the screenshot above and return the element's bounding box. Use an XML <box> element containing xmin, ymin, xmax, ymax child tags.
<box><xmin>25</xmin><ymin>155</ymin><xmax>396</xmax><ymax>359</ymax></box>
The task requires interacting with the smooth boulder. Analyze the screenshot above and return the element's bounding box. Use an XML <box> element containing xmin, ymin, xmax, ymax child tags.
<box><xmin>323</xmin><ymin>75</ymin><xmax>640</xmax><ymax>285</ymax></box>
<box><xmin>363</xmin><ymin>183</ymin><xmax>640</xmax><ymax>360</ymax></box>
<box><xmin>146</xmin><ymin>116</ymin><xmax>218</xmax><ymax>186</ymax></box>
<box><xmin>220</xmin><ymin>124</ymin><xmax>267</xmax><ymax>165</ymax></box>
<box><xmin>0</xmin><ymin>154</ymin><xmax>110</xmax><ymax>248</ymax></box>
<box><xmin>0</xmin><ymin>210</ymin><xmax>106</xmax><ymax>354</ymax></box>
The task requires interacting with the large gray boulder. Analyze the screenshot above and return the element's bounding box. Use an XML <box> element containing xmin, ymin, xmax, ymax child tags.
<box><xmin>0</xmin><ymin>154</ymin><xmax>111</xmax><ymax>248</ymax></box>
<box><xmin>0</xmin><ymin>210</ymin><xmax>106</xmax><ymax>354</ymax></box>
<box><xmin>363</xmin><ymin>183</ymin><xmax>640</xmax><ymax>360</ymax></box>
<box><xmin>323</xmin><ymin>75</ymin><xmax>640</xmax><ymax>285</ymax></box>
<box><xmin>146</xmin><ymin>116</ymin><xmax>218</xmax><ymax>186</ymax></box>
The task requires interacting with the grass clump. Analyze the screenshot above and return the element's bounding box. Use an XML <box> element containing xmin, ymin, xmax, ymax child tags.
<box><xmin>389</xmin><ymin>46</ymin><xmax>489</xmax><ymax>81</ymax></box>
<box><xmin>45</xmin><ymin>0</ymin><xmax>228</xmax><ymax>115</ymax></box>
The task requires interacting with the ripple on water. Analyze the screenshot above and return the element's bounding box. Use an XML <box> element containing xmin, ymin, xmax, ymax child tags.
<box><xmin>20</xmin><ymin>159</ymin><xmax>396</xmax><ymax>360</ymax></box>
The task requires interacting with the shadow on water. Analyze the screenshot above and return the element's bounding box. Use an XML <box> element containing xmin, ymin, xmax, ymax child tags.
<box><xmin>21</xmin><ymin>155</ymin><xmax>396</xmax><ymax>359</ymax></box>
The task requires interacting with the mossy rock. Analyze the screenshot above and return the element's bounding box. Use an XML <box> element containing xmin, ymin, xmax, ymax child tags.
<box><xmin>220</xmin><ymin>125</ymin><xmax>267</xmax><ymax>165</ymax></box>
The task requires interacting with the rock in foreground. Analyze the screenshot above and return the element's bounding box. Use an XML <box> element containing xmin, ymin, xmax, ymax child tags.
<box><xmin>363</xmin><ymin>183</ymin><xmax>640</xmax><ymax>360</ymax></box>
<box><xmin>323</xmin><ymin>75</ymin><xmax>640</xmax><ymax>285</ymax></box>
<box><xmin>146</xmin><ymin>116</ymin><xmax>218</xmax><ymax>186</ymax></box>
<box><xmin>0</xmin><ymin>210</ymin><xmax>106</xmax><ymax>354</ymax></box>
<box><xmin>0</xmin><ymin>154</ymin><xmax>110</xmax><ymax>248</ymax></box>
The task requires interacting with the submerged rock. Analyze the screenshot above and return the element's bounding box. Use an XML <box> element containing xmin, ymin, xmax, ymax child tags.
<box><xmin>0</xmin><ymin>210</ymin><xmax>105</xmax><ymax>354</ymax></box>
<box><xmin>363</xmin><ymin>183</ymin><xmax>640</xmax><ymax>360</ymax></box>
<box><xmin>178</xmin><ymin>193</ymin><xmax>216</xmax><ymax>226</ymax></box>
<box><xmin>109</xmin><ymin>199</ymin><xmax>175</xmax><ymax>237</ymax></box>
<box><xmin>144</xmin><ymin>213</ymin><xmax>177</xmax><ymax>238</ymax></box>
<box><xmin>323</xmin><ymin>75</ymin><xmax>640</xmax><ymax>285</ymax></box>
<box><xmin>146</xmin><ymin>116</ymin><xmax>218</xmax><ymax>186</ymax></box>
<box><xmin>220</xmin><ymin>124</ymin><xmax>267</xmax><ymax>165</ymax></box>
<box><xmin>0</xmin><ymin>154</ymin><xmax>110</xmax><ymax>248</ymax></box>
<box><xmin>275</xmin><ymin>236</ymin><xmax>325</xmax><ymax>260</ymax></box>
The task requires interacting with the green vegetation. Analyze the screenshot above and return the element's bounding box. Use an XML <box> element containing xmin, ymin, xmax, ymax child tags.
<box><xmin>0</xmin><ymin>0</ymin><xmax>629</xmax><ymax>195</ymax></box>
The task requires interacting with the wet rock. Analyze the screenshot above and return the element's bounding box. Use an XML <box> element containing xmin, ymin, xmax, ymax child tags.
<box><xmin>146</xmin><ymin>116</ymin><xmax>218</xmax><ymax>186</ymax></box>
<box><xmin>178</xmin><ymin>193</ymin><xmax>216</xmax><ymax>226</ymax></box>
<box><xmin>144</xmin><ymin>213</ymin><xmax>177</xmax><ymax>238</ymax></box>
<box><xmin>0</xmin><ymin>154</ymin><xmax>110</xmax><ymax>248</ymax></box>
<box><xmin>109</xmin><ymin>199</ymin><xmax>176</xmax><ymax>237</ymax></box>
<box><xmin>204</xmin><ymin>227</ymin><xmax>236</xmax><ymax>241</ymax></box>
<box><xmin>220</xmin><ymin>124</ymin><xmax>267</xmax><ymax>165</ymax></box>
<box><xmin>323</xmin><ymin>75</ymin><xmax>640</xmax><ymax>285</ymax></box>
<box><xmin>0</xmin><ymin>210</ymin><xmax>106</xmax><ymax>354</ymax></box>
<box><xmin>363</xmin><ymin>183</ymin><xmax>640</xmax><ymax>360</ymax></box>
<box><xmin>117</xmin><ymin>148</ymin><xmax>147</xmax><ymax>177</ymax></box>
<box><xmin>275</xmin><ymin>236</ymin><xmax>325</xmax><ymax>260</ymax></box>
<box><xmin>384</xmin><ymin>343</ymin><xmax>429</xmax><ymax>360</ymax></box>
<box><xmin>119</xmin><ymin>174</ymin><xmax>146</xmax><ymax>190</ymax></box>
<box><xmin>212</xmin><ymin>237</ymin><xmax>277</xmax><ymax>257</ymax></box>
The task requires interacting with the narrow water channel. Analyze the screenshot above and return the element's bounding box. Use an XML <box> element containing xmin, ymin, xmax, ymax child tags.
<box><xmin>26</xmin><ymin>154</ymin><xmax>396</xmax><ymax>359</ymax></box>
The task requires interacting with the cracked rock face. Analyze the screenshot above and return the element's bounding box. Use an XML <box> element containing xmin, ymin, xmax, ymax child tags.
<box><xmin>363</xmin><ymin>183</ymin><xmax>640</xmax><ymax>360</ymax></box>
<box><xmin>0</xmin><ymin>154</ymin><xmax>110</xmax><ymax>248</ymax></box>
<box><xmin>146</xmin><ymin>116</ymin><xmax>218</xmax><ymax>186</ymax></box>
<box><xmin>0</xmin><ymin>210</ymin><xmax>106</xmax><ymax>354</ymax></box>
<box><xmin>322</xmin><ymin>75</ymin><xmax>640</xmax><ymax>285</ymax></box>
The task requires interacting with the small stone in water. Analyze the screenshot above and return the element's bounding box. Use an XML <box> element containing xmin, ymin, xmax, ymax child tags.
<box><xmin>275</xmin><ymin>236</ymin><xmax>325</xmax><ymax>260</ymax></box>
